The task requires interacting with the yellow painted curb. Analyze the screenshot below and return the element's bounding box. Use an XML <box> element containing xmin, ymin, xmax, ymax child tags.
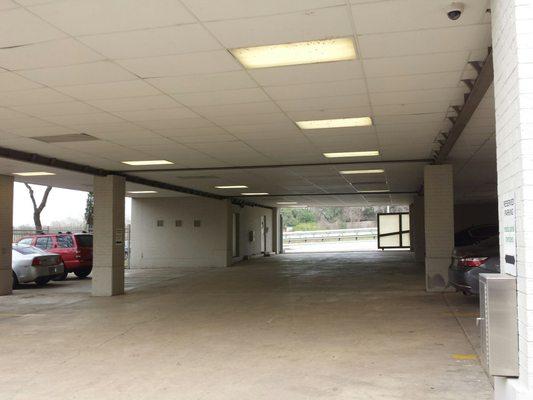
<box><xmin>452</xmin><ymin>354</ymin><xmax>478</xmax><ymax>360</ymax></box>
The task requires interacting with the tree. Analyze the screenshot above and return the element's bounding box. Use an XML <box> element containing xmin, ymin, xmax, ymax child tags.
<box><xmin>24</xmin><ymin>183</ymin><xmax>52</xmax><ymax>233</ymax></box>
<box><xmin>84</xmin><ymin>192</ymin><xmax>94</xmax><ymax>229</ymax></box>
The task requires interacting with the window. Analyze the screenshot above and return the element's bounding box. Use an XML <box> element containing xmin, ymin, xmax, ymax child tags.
<box><xmin>75</xmin><ymin>234</ymin><xmax>93</xmax><ymax>247</ymax></box>
<box><xmin>57</xmin><ymin>235</ymin><xmax>74</xmax><ymax>248</ymax></box>
<box><xmin>18</xmin><ymin>238</ymin><xmax>32</xmax><ymax>245</ymax></box>
<box><xmin>13</xmin><ymin>245</ymin><xmax>44</xmax><ymax>255</ymax></box>
<box><xmin>35</xmin><ymin>237</ymin><xmax>52</xmax><ymax>250</ymax></box>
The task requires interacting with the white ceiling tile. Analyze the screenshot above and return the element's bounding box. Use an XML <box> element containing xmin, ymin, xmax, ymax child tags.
<box><xmin>373</xmin><ymin>101</ymin><xmax>452</xmax><ymax>116</ymax></box>
<box><xmin>29</xmin><ymin>0</ymin><xmax>196</xmax><ymax>36</ymax></box>
<box><xmin>112</xmin><ymin>107</ymin><xmax>199</xmax><ymax>122</ymax></box>
<box><xmin>0</xmin><ymin>107</ymin><xmax>30</xmax><ymax>119</ymax></box>
<box><xmin>117</xmin><ymin>50</ymin><xmax>241</xmax><ymax>78</ymax></box>
<box><xmin>0</xmin><ymin>8</ymin><xmax>65</xmax><ymax>48</ymax></box>
<box><xmin>369</xmin><ymin>87</ymin><xmax>465</xmax><ymax>106</ymax></box>
<box><xmin>363</xmin><ymin>51</ymin><xmax>471</xmax><ymax>77</ymax></box>
<box><xmin>351</xmin><ymin>0</ymin><xmax>489</xmax><ymax>35</ymax></box>
<box><xmin>277</xmin><ymin>94</ymin><xmax>370</xmax><ymax>112</ymax></box>
<box><xmin>192</xmin><ymin>101</ymin><xmax>280</xmax><ymax>118</ymax></box>
<box><xmin>265</xmin><ymin>79</ymin><xmax>367</xmax><ymax>100</ymax></box>
<box><xmin>39</xmin><ymin>112</ymin><xmax>125</xmax><ymax>126</ymax></box>
<box><xmin>358</xmin><ymin>24</ymin><xmax>491</xmax><ymax>58</ymax></box>
<box><xmin>55</xmin><ymin>80</ymin><xmax>160</xmax><ymax>100</ymax></box>
<box><xmin>172</xmin><ymin>133</ymin><xmax>237</xmax><ymax>144</ymax></box>
<box><xmin>172</xmin><ymin>87</ymin><xmax>270</xmax><ymax>107</ymax></box>
<box><xmin>205</xmin><ymin>6</ymin><xmax>353</xmax><ymax>48</ymax></box>
<box><xmin>87</xmin><ymin>95</ymin><xmax>180</xmax><ymax>112</ymax></box>
<box><xmin>154</xmin><ymin>126</ymin><xmax>226</xmax><ymax>138</ymax></box>
<box><xmin>250</xmin><ymin>60</ymin><xmax>364</xmax><ymax>86</ymax></box>
<box><xmin>0</xmin><ymin>72</ymin><xmax>42</xmax><ymax>92</ymax></box>
<box><xmin>136</xmin><ymin>117</ymin><xmax>215</xmax><ymax>130</ymax></box>
<box><xmin>374</xmin><ymin>113</ymin><xmax>445</xmax><ymax>125</ymax></box>
<box><xmin>19</xmin><ymin>61</ymin><xmax>137</xmax><ymax>87</ymax></box>
<box><xmin>79</xmin><ymin>24</ymin><xmax>221</xmax><ymax>59</ymax></box>
<box><xmin>181</xmin><ymin>0</ymin><xmax>345</xmax><ymax>21</ymax></box>
<box><xmin>147</xmin><ymin>71</ymin><xmax>257</xmax><ymax>94</ymax></box>
<box><xmin>0</xmin><ymin>87</ymin><xmax>73</xmax><ymax>106</ymax></box>
<box><xmin>12</xmin><ymin>101</ymin><xmax>100</xmax><ymax>117</ymax></box>
<box><xmin>210</xmin><ymin>112</ymin><xmax>292</xmax><ymax>127</ymax></box>
<box><xmin>367</xmin><ymin>71</ymin><xmax>462</xmax><ymax>93</ymax></box>
<box><xmin>0</xmin><ymin>38</ymin><xmax>104</xmax><ymax>70</ymax></box>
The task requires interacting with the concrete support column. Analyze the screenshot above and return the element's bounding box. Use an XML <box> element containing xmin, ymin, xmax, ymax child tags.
<box><xmin>0</xmin><ymin>175</ymin><xmax>13</xmax><ymax>295</ymax></box>
<box><xmin>411</xmin><ymin>196</ymin><xmax>425</xmax><ymax>263</ymax></box>
<box><xmin>224</xmin><ymin>200</ymin><xmax>233</xmax><ymax>267</ymax></box>
<box><xmin>271</xmin><ymin>207</ymin><xmax>280</xmax><ymax>254</ymax></box>
<box><xmin>92</xmin><ymin>175</ymin><xmax>125</xmax><ymax>296</ymax></box>
<box><xmin>492</xmin><ymin>0</ymin><xmax>533</xmax><ymax>397</ymax></box>
<box><xmin>424</xmin><ymin>165</ymin><xmax>454</xmax><ymax>291</ymax></box>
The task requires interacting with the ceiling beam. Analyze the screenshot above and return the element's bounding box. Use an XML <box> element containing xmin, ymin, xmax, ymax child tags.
<box><xmin>434</xmin><ymin>49</ymin><xmax>493</xmax><ymax>164</ymax></box>
<box><xmin>122</xmin><ymin>158</ymin><xmax>433</xmax><ymax>173</ymax></box>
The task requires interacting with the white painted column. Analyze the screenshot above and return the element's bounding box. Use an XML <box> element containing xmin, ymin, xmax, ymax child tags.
<box><xmin>424</xmin><ymin>165</ymin><xmax>454</xmax><ymax>291</ymax></box>
<box><xmin>411</xmin><ymin>196</ymin><xmax>425</xmax><ymax>263</ymax></box>
<box><xmin>92</xmin><ymin>175</ymin><xmax>125</xmax><ymax>296</ymax></box>
<box><xmin>271</xmin><ymin>207</ymin><xmax>280</xmax><ymax>254</ymax></box>
<box><xmin>0</xmin><ymin>175</ymin><xmax>13</xmax><ymax>295</ymax></box>
<box><xmin>492</xmin><ymin>0</ymin><xmax>533</xmax><ymax>397</ymax></box>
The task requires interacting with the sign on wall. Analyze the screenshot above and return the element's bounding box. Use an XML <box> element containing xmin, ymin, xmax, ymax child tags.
<box><xmin>502</xmin><ymin>192</ymin><xmax>517</xmax><ymax>276</ymax></box>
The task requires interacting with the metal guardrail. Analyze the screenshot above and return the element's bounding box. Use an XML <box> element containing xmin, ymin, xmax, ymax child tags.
<box><xmin>284</xmin><ymin>228</ymin><xmax>377</xmax><ymax>243</ymax></box>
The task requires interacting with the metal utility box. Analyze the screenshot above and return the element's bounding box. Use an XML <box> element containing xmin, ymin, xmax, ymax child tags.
<box><xmin>479</xmin><ymin>274</ymin><xmax>519</xmax><ymax>377</ymax></box>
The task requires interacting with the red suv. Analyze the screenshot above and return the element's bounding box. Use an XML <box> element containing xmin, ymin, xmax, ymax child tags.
<box><xmin>17</xmin><ymin>233</ymin><xmax>93</xmax><ymax>279</ymax></box>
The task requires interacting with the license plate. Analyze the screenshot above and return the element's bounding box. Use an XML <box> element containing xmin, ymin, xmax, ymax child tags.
<box><xmin>49</xmin><ymin>267</ymin><xmax>58</xmax><ymax>274</ymax></box>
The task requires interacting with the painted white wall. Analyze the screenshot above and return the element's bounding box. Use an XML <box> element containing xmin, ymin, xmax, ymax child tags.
<box><xmin>130</xmin><ymin>197</ymin><xmax>274</xmax><ymax>268</ymax></box>
<box><xmin>232</xmin><ymin>204</ymin><xmax>273</xmax><ymax>261</ymax></box>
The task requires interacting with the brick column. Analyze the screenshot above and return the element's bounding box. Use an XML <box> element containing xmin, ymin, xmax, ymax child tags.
<box><xmin>0</xmin><ymin>175</ymin><xmax>13</xmax><ymax>295</ymax></box>
<box><xmin>492</xmin><ymin>0</ymin><xmax>533</xmax><ymax>397</ymax></box>
<box><xmin>424</xmin><ymin>165</ymin><xmax>454</xmax><ymax>291</ymax></box>
<box><xmin>92</xmin><ymin>175</ymin><xmax>125</xmax><ymax>296</ymax></box>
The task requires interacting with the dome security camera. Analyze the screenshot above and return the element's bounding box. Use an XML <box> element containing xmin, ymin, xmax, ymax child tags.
<box><xmin>447</xmin><ymin>2</ymin><xmax>465</xmax><ymax>20</ymax></box>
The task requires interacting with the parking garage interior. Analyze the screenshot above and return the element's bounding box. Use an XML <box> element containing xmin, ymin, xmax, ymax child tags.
<box><xmin>0</xmin><ymin>1</ymin><xmax>531</xmax><ymax>399</ymax></box>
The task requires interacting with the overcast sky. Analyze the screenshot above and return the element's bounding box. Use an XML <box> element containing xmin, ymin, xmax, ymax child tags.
<box><xmin>13</xmin><ymin>183</ymin><xmax>131</xmax><ymax>227</ymax></box>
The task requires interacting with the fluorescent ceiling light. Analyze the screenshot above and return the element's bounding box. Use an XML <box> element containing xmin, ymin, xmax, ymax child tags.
<box><xmin>230</xmin><ymin>37</ymin><xmax>356</xmax><ymax>69</ymax></box>
<box><xmin>340</xmin><ymin>169</ymin><xmax>384</xmax><ymax>175</ymax></box>
<box><xmin>241</xmin><ymin>192</ymin><xmax>269</xmax><ymax>196</ymax></box>
<box><xmin>277</xmin><ymin>201</ymin><xmax>298</xmax><ymax>205</ymax></box>
<box><xmin>13</xmin><ymin>172</ymin><xmax>56</xmax><ymax>177</ymax></box>
<box><xmin>297</xmin><ymin>117</ymin><xmax>372</xmax><ymax>130</ymax></box>
<box><xmin>323</xmin><ymin>151</ymin><xmax>379</xmax><ymax>158</ymax></box>
<box><xmin>127</xmin><ymin>191</ymin><xmax>158</xmax><ymax>194</ymax></box>
<box><xmin>215</xmin><ymin>185</ymin><xmax>248</xmax><ymax>189</ymax></box>
<box><xmin>122</xmin><ymin>160</ymin><xmax>174</xmax><ymax>166</ymax></box>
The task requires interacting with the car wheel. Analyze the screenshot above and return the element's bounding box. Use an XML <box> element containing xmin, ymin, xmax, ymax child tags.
<box><xmin>52</xmin><ymin>271</ymin><xmax>68</xmax><ymax>281</ymax></box>
<box><xmin>74</xmin><ymin>267</ymin><xmax>92</xmax><ymax>279</ymax></box>
<box><xmin>35</xmin><ymin>277</ymin><xmax>50</xmax><ymax>286</ymax></box>
<box><xmin>12</xmin><ymin>271</ymin><xmax>19</xmax><ymax>289</ymax></box>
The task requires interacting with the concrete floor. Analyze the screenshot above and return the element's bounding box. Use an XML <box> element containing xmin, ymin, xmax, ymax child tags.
<box><xmin>0</xmin><ymin>251</ymin><xmax>492</xmax><ymax>400</ymax></box>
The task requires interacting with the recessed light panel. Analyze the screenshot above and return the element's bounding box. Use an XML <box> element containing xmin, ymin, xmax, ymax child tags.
<box><xmin>241</xmin><ymin>192</ymin><xmax>269</xmax><ymax>196</ymax></box>
<box><xmin>13</xmin><ymin>172</ymin><xmax>56</xmax><ymax>176</ymax></box>
<box><xmin>122</xmin><ymin>160</ymin><xmax>174</xmax><ymax>166</ymax></box>
<box><xmin>127</xmin><ymin>191</ymin><xmax>158</xmax><ymax>194</ymax></box>
<box><xmin>230</xmin><ymin>37</ymin><xmax>356</xmax><ymax>69</ymax></box>
<box><xmin>297</xmin><ymin>117</ymin><xmax>372</xmax><ymax>130</ymax></box>
<box><xmin>215</xmin><ymin>185</ymin><xmax>248</xmax><ymax>189</ymax></box>
<box><xmin>340</xmin><ymin>169</ymin><xmax>384</xmax><ymax>175</ymax></box>
<box><xmin>323</xmin><ymin>151</ymin><xmax>379</xmax><ymax>158</ymax></box>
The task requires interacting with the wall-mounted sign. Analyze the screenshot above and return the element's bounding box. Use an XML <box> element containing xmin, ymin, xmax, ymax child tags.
<box><xmin>502</xmin><ymin>192</ymin><xmax>517</xmax><ymax>276</ymax></box>
<box><xmin>115</xmin><ymin>228</ymin><xmax>124</xmax><ymax>246</ymax></box>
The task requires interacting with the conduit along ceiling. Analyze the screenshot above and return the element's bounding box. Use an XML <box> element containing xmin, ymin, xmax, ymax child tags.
<box><xmin>0</xmin><ymin>0</ymin><xmax>495</xmax><ymax>207</ymax></box>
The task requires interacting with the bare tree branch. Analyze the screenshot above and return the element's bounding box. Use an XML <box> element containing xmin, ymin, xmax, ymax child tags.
<box><xmin>24</xmin><ymin>183</ymin><xmax>38</xmax><ymax>210</ymax></box>
<box><xmin>37</xmin><ymin>186</ymin><xmax>53</xmax><ymax>213</ymax></box>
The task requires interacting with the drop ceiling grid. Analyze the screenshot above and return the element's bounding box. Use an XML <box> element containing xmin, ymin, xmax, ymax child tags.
<box><xmin>0</xmin><ymin>0</ymin><xmax>494</xmax><ymax>205</ymax></box>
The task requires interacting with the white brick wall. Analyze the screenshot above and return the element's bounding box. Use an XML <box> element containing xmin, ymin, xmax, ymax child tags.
<box><xmin>92</xmin><ymin>175</ymin><xmax>125</xmax><ymax>296</ymax></box>
<box><xmin>424</xmin><ymin>165</ymin><xmax>454</xmax><ymax>291</ymax></box>
<box><xmin>0</xmin><ymin>175</ymin><xmax>13</xmax><ymax>295</ymax></box>
<box><xmin>492</xmin><ymin>0</ymin><xmax>533</xmax><ymax>397</ymax></box>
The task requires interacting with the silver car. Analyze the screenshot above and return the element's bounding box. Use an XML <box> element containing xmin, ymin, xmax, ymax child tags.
<box><xmin>12</xmin><ymin>244</ymin><xmax>64</xmax><ymax>288</ymax></box>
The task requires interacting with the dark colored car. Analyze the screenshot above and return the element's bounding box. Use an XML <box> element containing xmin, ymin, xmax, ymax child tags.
<box><xmin>453</xmin><ymin>224</ymin><xmax>499</xmax><ymax>247</ymax></box>
<box><xmin>17</xmin><ymin>233</ymin><xmax>93</xmax><ymax>280</ymax></box>
<box><xmin>448</xmin><ymin>235</ymin><xmax>500</xmax><ymax>295</ymax></box>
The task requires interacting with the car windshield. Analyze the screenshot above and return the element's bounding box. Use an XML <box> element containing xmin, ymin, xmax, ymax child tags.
<box><xmin>12</xmin><ymin>245</ymin><xmax>45</xmax><ymax>255</ymax></box>
<box><xmin>75</xmin><ymin>234</ymin><xmax>93</xmax><ymax>247</ymax></box>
